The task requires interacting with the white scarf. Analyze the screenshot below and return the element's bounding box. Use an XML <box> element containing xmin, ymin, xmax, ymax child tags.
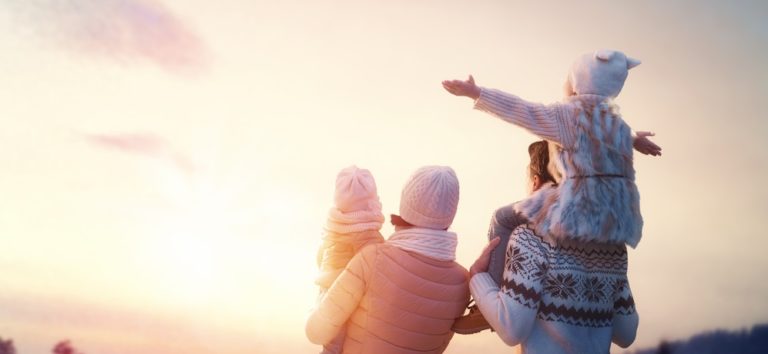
<box><xmin>387</xmin><ymin>227</ymin><xmax>458</xmax><ymax>261</ymax></box>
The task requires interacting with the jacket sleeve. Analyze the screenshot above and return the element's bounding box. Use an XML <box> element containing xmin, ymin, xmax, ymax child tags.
<box><xmin>305</xmin><ymin>246</ymin><xmax>375</xmax><ymax>345</ymax></box>
<box><xmin>611</xmin><ymin>281</ymin><xmax>639</xmax><ymax>348</ymax></box>
<box><xmin>470</xmin><ymin>227</ymin><xmax>546</xmax><ymax>346</ymax></box>
<box><xmin>474</xmin><ymin>87</ymin><xmax>575</xmax><ymax>146</ymax></box>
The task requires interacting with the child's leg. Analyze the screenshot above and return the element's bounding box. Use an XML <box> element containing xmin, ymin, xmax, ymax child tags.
<box><xmin>487</xmin><ymin>203</ymin><xmax>528</xmax><ymax>285</ymax></box>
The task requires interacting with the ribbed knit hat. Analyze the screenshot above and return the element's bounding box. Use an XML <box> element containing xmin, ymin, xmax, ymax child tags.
<box><xmin>398</xmin><ymin>166</ymin><xmax>459</xmax><ymax>230</ymax></box>
<box><xmin>334</xmin><ymin>166</ymin><xmax>380</xmax><ymax>213</ymax></box>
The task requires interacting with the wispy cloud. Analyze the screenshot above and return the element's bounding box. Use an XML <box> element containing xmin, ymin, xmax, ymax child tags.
<box><xmin>6</xmin><ymin>0</ymin><xmax>210</xmax><ymax>75</ymax></box>
<box><xmin>83</xmin><ymin>132</ymin><xmax>196</xmax><ymax>174</ymax></box>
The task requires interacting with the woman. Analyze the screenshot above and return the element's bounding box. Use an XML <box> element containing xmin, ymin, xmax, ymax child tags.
<box><xmin>453</xmin><ymin>140</ymin><xmax>557</xmax><ymax>334</ymax></box>
<box><xmin>306</xmin><ymin>166</ymin><xmax>470</xmax><ymax>354</ymax></box>
<box><xmin>467</xmin><ymin>190</ymin><xmax>639</xmax><ymax>353</ymax></box>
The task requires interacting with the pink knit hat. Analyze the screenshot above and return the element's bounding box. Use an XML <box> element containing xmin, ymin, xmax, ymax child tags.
<box><xmin>334</xmin><ymin>166</ymin><xmax>381</xmax><ymax>213</ymax></box>
<box><xmin>397</xmin><ymin>166</ymin><xmax>460</xmax><ymax>230</ymax></box>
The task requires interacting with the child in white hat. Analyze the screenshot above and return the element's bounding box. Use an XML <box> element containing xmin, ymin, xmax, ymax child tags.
<box><xmin>442</xmin><ymin>50</ymin><xmax>660</xmax><ymax>351</ymax></box>
<box><xmin>314</xmin><ymin>166</ymin><xmax>385</xmax><ymax>354</ymax></box>
<box><xmin>443</xmin><ymin>49</ymin><xmax>661</xmax><ymax>248</ymax></box>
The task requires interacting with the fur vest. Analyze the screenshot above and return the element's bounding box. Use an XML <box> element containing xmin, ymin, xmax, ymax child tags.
<box><xmin>515</xmin><ymin>96</ymin><xmax>643</xmax><ymax>247</ymax></box>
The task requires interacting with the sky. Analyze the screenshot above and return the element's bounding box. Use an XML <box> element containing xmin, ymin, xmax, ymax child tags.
<box><xmin>1</xmin><ymin>0</ymin><xmax>767</xmax><ymax>353</ymax></box>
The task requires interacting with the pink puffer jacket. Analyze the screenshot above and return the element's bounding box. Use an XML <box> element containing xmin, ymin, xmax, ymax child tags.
<box><xmin>306</xmin><ymin>243</ymin><xmax>470</xmax><ymax>354</ymax></box>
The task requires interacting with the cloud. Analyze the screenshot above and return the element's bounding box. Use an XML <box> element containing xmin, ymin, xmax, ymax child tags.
<box><xmin>6</xmin><ymin>0</ymin><xmax>210</xmax><ymax>75</ymax></box>
<box><xmin>83</xmin><ymin>132</ymin><xmax>196</xmax><ymax>174</ymax></box>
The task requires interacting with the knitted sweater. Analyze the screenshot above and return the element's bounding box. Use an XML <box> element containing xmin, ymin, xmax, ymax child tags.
<box><xmin>470</xmin><ymin>224</ymin><xmax>638</xmax><ymax>354</ymax></box>
<box><xmin>475</xmin><ymin>88</ymin><xmax>642</xmax><ymax>248</ymax></box>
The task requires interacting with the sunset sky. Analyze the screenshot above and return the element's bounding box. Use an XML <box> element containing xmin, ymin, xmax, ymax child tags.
<box><xmin>1</xmin><ymin>0</ymin><xmax>767</xmax><ymax>353</ymax></box>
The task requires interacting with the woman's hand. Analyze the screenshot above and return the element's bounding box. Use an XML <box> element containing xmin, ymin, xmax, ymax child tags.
<box><xmin>633</xmin><ymin>131</ymin><xmax>662</xmax><ymax>156</ymax></box>
<box><xmin>442</xmin><ymin>75</ymin><xmax>481</xmax><ymax>100</ymax></box>
<box><xmin>469</xmin><ymin>237</ymin><xmax>502</xmax><ymax>277</ymax></box>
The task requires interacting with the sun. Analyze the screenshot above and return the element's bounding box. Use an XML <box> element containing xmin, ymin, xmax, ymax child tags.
<box><xmin>137</xmin><ymin>204</ymin><xmax>229</xmax><ymax>305</ymax></box>
<box><xmin>133</xmin><ymin>172</ymin><xmax>319</xmax><ymax>321</ymax></box>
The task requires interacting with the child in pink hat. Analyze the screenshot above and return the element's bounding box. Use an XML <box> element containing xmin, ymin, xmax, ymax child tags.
<box><xmin>313</xmin><ymin>166</ymin><xmax>385</xmax><ymax>354</ymax></box>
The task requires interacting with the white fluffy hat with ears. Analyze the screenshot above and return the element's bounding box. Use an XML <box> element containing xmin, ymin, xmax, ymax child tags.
<box><xmin>564</xmin><ymin>49</ymin><xmax>641</xmax><ymax>98</ymax></box>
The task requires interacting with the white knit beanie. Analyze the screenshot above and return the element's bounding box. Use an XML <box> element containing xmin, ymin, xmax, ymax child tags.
<box><xmin>565</xmin><ymin>49</ymin><xmax>641</xmax><ymax>98</ymax></box>
<box><xmin>398</xmin><ymin>166</ymin><xmax>460</xmax><ymax>230</ymax></box>
<box><xmin>334</xmin><ymin>165</ymin><xmax>381</xmax><ymax>213</ymax></box>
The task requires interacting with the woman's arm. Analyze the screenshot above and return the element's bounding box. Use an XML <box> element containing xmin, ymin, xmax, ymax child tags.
<box><xmin>611</xmin><ymin>283</ymin><xmax>639</xmax><ymax>347</ymax></box>
<box><xmin>469</xmin><ymin>227</ymin><xmax>546</xmax><ymax>346</ymax></box>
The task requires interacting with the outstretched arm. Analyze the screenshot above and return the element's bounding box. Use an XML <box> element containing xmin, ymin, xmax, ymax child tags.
<box><xmin>442</xmin><ymin>76</ymin><xmax>571</xmax><ymax>145</ymax></box>
<box><xmin>633</xmin><ymin>131</ymin><xmax>662</xmax><ymax>156</ymax></box>
<box><xmin>442</xmin><ymin>75</ymin><xmax>481</xmax><ymax>99</ymax></box>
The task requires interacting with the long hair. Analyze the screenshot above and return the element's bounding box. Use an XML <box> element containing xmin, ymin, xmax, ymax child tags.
<box><xmin>528</xmin><ymin>140</ymin><xmax>556</xmax><ymax>184</ymax></box>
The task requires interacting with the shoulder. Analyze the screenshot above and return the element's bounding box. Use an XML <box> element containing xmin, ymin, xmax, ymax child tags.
<box><xmin>344</xmin><ymin>242</ymin><xmax>385</xmax><ymax>277</ymax></box>
<box><xmin>510</xmin><ymin>224</ymin><xmax>548</xmax><ymax>248</ymax></box>
<box><xmin>356</xmin><ymin>242</ymin><xmax>385</xmax><ymax>261</ymax></box>
<box><xmin>380</xmin><ymin>243</ymin><xmax>469</xmax><ymax>283</ymax></box>
<box><xmin>508</xmin><ymin>224</ymin><xmax>552</xmax><ymax>260</ymax></box>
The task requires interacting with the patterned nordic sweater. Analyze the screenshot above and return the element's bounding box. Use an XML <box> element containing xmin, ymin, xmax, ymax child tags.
<box><xmin>470</xmin><ymin>224</ymin><xmax>638</xmax><ymax>354</ymax></box>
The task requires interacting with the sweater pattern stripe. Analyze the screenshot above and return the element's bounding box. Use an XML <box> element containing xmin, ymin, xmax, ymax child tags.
<box><xmin>501</xmin><ymin>225</ymin><xmax>636</xmax><ymax>329</ymax></box>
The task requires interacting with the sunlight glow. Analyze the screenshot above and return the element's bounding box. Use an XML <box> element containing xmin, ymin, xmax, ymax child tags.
<box><xmin>133</xmin><ymin>165</ymin><xmax>318</xmax><ymax>317</ymax></box>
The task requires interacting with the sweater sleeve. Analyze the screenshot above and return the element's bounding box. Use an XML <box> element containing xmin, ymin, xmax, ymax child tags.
<box><xmin>470</xmin><ymin>227</ymin><xmax>546</xmax><ymax>346</ymax></box>
<box><xmin>611</xmin><ymin>280</ymin><xmax>639</xmax><ymax>348</ymax></box>
<box><xmin>474</xmin><ymin>87</ymin><xmax>576</xmax><ymax>146</ymax></box>
<box><xmin>306</xmin><ymin>246</ymin><xmax>374</xmax><ymax>345</ymax></box>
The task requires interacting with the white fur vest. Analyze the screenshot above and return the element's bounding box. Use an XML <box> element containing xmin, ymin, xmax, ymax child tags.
<box><xmin>514</xmin><ymin>96</ymin><xmax>643</xmax><ymax>248</ymax></box>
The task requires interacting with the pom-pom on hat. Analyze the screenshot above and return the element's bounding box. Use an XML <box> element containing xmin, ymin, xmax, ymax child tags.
<box><xmin>334</xmin><ymin>165</ymin><xmax>380</xmax><ymax>213</ymax></box>
<box><xmin>396</xmin><ymin>166</ymin><xmax>460</xmax><ymax>230</ymax></box>
<box><xmin>564</xmin><ymin>49</ymin><xmax>641</xmax><ymax>98</ymax></box>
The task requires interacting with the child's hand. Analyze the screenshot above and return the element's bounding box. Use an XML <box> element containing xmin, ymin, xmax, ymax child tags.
<box><xmin>442</xmin><ymin>75</ymin><xmax>481</xmax><ymax>100</ymax></box>
<box><xmin>633</xmin><ymin>131</ymin><xmax>662</xmax><ymax>156</ymax></box>
<box><xmin>469</xmin><ymin>237</ymin><xmax>501</xmax><ymax>277</ymax></box>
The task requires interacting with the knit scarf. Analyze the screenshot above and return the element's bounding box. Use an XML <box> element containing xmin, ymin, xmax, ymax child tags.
<box><xmin>387</xmin><ymin>227</ymin><xmax>458</xmax><ymax>262</ymax></box>
<box><xmin>325</xmin><ymin>206</ymin><xmax>384</xmax><ymax>234</ymax></box>
<box><xmin>316</xmin><ymin>207</ymin><xmax>385</xmax><ymax>289</ymax></box>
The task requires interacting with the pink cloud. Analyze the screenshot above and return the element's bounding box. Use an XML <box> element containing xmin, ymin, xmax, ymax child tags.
<box><xmin>9</xmin><ymin>0</ymin><xmax>210</xmax><ymax>75</ymax></box>
<box><xmin>84</xmin><ymin>132</ymin><xmax>196</xmax><ymax>174</ymax></box>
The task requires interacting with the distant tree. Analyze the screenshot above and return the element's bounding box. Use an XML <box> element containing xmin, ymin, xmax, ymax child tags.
<box><xmin>53</xmin><ymin>340</ymin><xmax>82</xmax><ymax>354</ymax></box>
<box><xmin>0</xmin><ymin>337</ymin><xmax>16</xmax><ymax>354</ymax></box>
<box><xmin>656</xmin><ymin>339</ymin><xmax>674</xmax><ymax>354</ymax></box>
<box><xmin>635</xmin><ymin>323</ymin><xmax>768</xmax><ymax>354</ymax></box>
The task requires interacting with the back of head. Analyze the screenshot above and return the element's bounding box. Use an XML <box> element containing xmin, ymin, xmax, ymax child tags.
<box><xmin>565</xmin><ymin>49</ymin><xmax>641</xmax><ymax>98</ymax></box>
<box><xmin>398</xmin><ymin>166</ymin><xmax>460</xmax><ymax>230</ymax></box>
<box><xmin>528</xmin><ymin>140</ymin><xmax>556</xmax><ymax>184</ymax></box>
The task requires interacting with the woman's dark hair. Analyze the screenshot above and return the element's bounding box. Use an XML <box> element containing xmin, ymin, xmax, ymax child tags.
<box><xmin>528</xmin><ymin>141</ymin><xmax>556</xmax><ymax>184</ymax></box>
